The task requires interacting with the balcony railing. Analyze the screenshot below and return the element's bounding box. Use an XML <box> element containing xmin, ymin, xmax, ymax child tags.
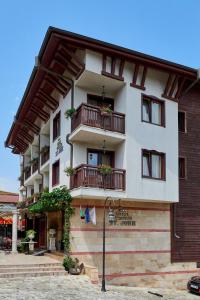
<box><xmin>71</xmin><ymin>103</ymin><xmax>125</xmax><ymax>134</ymax></box>
<box><xmin>70</xmin><ymin>164</ymin><xmax>126</xmax><ymax>191</ymax></box>
<box><xmin>24</xmin><ymin>166</ymin><xmax>31</xmax><ymax>180</ymax></box>
<box><xmin>32</xmin><ymin>159</ymin><xmax>39</xmax><ymax>174</ymax></box>
<box><xmin>41</xmin><ymin>147</ymin><xmax>50</xmax><ymax>165</ymax></box>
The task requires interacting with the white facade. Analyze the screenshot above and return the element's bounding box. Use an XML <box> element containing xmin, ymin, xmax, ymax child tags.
<box><xmin>21</xmin><ymin>49</ymin><xmax>178</xmax><ymax>204</ymax></box>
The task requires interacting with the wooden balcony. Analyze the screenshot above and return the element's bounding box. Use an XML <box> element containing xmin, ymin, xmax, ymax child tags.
<box><xmin>32</xmin><ymin>159</ymin><xmax>39</xmax><ymax>174</ymax></box>
<box><xmin>24</xmin><ymin>166</ymin><xmax>31</xmax><ymax>180</ymax></box>
<box><xmin>70</xmin><ymin>164</ymin><xmax>126</xmax><ymax>191</ymax></box>
<box><xmin>71</xmin><ymin>103</ymin><xmax>125</xmax><ymax>134</ymax></box>
<box><xmin>41</xmin><ymin>147</ymin><xmax>50</xmax><ymax>165</ymax></box>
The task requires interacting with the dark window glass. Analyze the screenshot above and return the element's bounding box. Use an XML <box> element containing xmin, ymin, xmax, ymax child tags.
<box><xmin>53</xmin><ymin>112</ymin><xmax>61</xmax><ymax>140</ymax></box>
<box><xmin>179</xmin><ymin>157</ymin><xmax>186</xmax><ymax>179</ymax></box>
<box><xmin>52</xmin><ymin>160</ymin><xmax>60</xmax><ymax>186</ymax></box>
<box><xmin>178</xmin><ymin>111</ymin><xmax>186</xmax><ymax>132</ymax></box>
<box><xmin>142</xmin><ymin>150</ymin><xmax>165</xmax><ymax>180</ymax></box>
<box><xmin>87</xmin><ymin>150</ymin><xmax>114</xmax><ymax>167</ymax></box>
<box><xmin>87</xmin><ymin>94</ymin><xmax>114</xmax><ymax>110</ymax></box>
<box><xmin>142</xmin><ymin>97</ymin><xmax>165</xmax><ymax>126</ymax></box>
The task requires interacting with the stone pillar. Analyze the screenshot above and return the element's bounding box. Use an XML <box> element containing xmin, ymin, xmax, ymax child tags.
<box><xmin>12</xmin><ymin>211</ymin><xmax>18</xmax><ymax>253</ymax></box>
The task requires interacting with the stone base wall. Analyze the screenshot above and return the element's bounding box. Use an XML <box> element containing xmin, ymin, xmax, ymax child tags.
<box><xmin>69</xmin><ymin>199</ymin><xmax>200</xmax><ymax>289</ymax></box>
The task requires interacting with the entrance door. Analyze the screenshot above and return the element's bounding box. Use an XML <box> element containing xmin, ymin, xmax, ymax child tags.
<box><xmin>38</xmin><ymin>217</ymin><xmax>46</xmax><ymax>249</ymax></box>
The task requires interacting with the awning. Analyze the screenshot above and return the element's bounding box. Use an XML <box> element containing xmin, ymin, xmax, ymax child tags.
<box><xmin>0</xmin><ymin>217</ymin><xmax>12</xmax><ymax>225</ymax></box>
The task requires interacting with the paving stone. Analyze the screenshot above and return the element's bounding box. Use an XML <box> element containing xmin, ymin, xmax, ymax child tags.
<box><xmin>0</xmin><ymin>275</ymin><xmax>198</xmax><ymax>300</ymax></box>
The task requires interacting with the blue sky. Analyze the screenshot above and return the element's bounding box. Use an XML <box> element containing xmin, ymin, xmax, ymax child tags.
<box><xmin>0</xmin><ymin>0</ymin><xmax>200</xmax><ymax>192</ymax></box>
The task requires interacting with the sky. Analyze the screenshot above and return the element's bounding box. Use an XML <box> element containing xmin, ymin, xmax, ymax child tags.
<box><xmin>0</xmin><ymin>0</ymin><xmax>200</xmax><ymax>192</ymax></box>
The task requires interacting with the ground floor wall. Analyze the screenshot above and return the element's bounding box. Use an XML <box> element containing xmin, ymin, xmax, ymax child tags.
<box><xmin>69</xmin><ymin>199</ymin><xmax>200</xmax><ymax>289</ymax></box>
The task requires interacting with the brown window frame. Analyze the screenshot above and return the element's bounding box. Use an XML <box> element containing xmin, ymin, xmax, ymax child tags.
<box><xmin>141</xmin><ymin>95</ymin><xmax>165</xmax><ymax>127</ymax></box>
<box><xmin>178</xmin><ymin>111</ymin><xmax>186</xmax><ymax>133</ymax></box>
<box><xmin>179</xmin><ymin>157</ymin><xmax>187</xmax><ymax>179</ymax></box>
<box><xmin>53</xmin><ymin>111</ymin><xmax>61</xmax><ymax>141</ymax></box>
<box><xmin>142</xmin><ymin>149</ymin><xmax>166</xmax><ymax>180</ymax></box>
<box><xmin>52</xmin><ymin>160</ymin><xmax>60</xmax><ymax>187</ymax></box>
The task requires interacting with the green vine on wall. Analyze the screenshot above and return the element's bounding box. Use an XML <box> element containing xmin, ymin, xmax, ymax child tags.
<box><xmin>28</xmin><ymin>186</ymin><xmax>74</xmax><ymax>254</ymax></box>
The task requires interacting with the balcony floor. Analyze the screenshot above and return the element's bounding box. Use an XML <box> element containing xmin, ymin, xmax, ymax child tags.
<box><xmin>70</xmin><ymin>187</ymin><xmax>126</xmax><ymax>200</ymax></box>
<box><xmin>69</xmin><ymin>124</ymin><xmax>125</xmax><ymax>146</ymax></box>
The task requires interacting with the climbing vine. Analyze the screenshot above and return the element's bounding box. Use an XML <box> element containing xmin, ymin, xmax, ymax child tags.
<box><xmin>28</xmin><ymin>186</ymin><xmax>74</xmax><ymax>253</ymax></box>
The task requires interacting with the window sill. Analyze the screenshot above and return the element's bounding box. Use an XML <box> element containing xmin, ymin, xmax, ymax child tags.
<box><xmin>142</xmin><ymin>120</ymin><xmax>165</xmax><ymax>128</ymax></box>
<box><xmin>142</xmin><ymin>176</ymin><xmax>166</xmax><ymax>181</ymax></box>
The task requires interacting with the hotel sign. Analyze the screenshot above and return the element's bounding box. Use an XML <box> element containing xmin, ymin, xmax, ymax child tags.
<box><xmin>115</xmin><ymin>210</ymin><xmax>136</xmax><ymax>226</ymax></box>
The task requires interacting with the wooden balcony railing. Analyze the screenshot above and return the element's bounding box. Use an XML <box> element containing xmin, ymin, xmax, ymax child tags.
<box><xmin>24</xmin><ymin>166</ymin><xmax>31</xmax><ymax>180</ymax></box>
<box><xmin>71</xmin><ymin>103</ymin><xmax>125</xmax><ymax>134</ymax></box>
<box><xmin>41</xmin><ymin>148</ymin><xmax>50</xmax><ymax>165</ymax></box>
<box><xmin>32</xmin><ymin>159</ymin><xmax>39</xmax><ymax>174</ymax></box>
<box><xmin>70</xmin><ymin>164</ymin><xmax>126</xmax><ymax>191</ymax></box>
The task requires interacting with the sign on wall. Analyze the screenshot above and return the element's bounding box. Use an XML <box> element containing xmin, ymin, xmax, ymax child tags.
<box><xmin>115</xmin><ymin>210</ymin><xmax>136</xmax><ymax>226</ymax></box>
<box><xmin>55</xmin><ymin>138</ymin><xmax>63</xmax><ymax>156</ymax></box>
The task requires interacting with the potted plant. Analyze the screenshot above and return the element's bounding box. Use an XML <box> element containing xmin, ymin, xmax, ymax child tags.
<box><xmin>65</xmin><ymin>108</ymin><xmax>76</xmax><ymax>119</ymax></box>
<box><xmin>64</xmin><ymin>166</ymin><xmax>76</xmax><ymax>176</ymax></box>
<box><xmin>26</xmin><ymin>229</ymin><xmax>36</xmax><ymax>240</ymax></box>
<box><xmin>98</xmin><ymin>164</ymin><xmax>112</xmax><ymax>175</ymax></box>
<box><xmin>63</xmin><ymin>256</ymin><xmax>82</xmax><ymax>275</ymax></box>
<box><xmin>30</xmin><ymin>157</ymin><xmax>39</xmax><ymax>165</ymax></box>
<box><xmin>63</xmin><ymin>255</ymin><xmax>75</xmax><ymax>272</ymax></box>
<box><xmin>100</xmin><ymin>105</ymin><xmax>113</xmax><ymax>116</ymax></box>
<box><xmin>40</xmin><ymin>145</ymin><xmax>49</xmax><ymax>154</ymax></box>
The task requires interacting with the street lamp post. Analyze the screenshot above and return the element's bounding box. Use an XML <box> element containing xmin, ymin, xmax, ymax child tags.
<box><xmin>101</xmin><ymin>197</ymin><xmax>116</xmax><ymax>292</ymax></box>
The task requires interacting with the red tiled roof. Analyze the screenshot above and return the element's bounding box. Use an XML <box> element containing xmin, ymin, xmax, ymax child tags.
<box><xmin>0</xmin><ymin>192</ymin><xmax>18</xmax><ymax>203</ymax></box>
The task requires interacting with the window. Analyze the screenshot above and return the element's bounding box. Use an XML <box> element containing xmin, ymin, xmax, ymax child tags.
<box><xmin>87</xmin><ymin>149</ymin><xmax>114</xmax><ymax>167</ymax></box>
<box><xmin>53</xmin><ymin>112</ymin><xmax>61</xmax><ymax>140</ymax></box>
<box><xmin>179</xmin><ymin>157</ymin><xmax>186</xmax><ymax>179</ymax></box>
<box><xmin>142</xmin><ymin>96</ymin><xmax>165</xmax><ymax>126</ymax></box>
<box><xmin>142</xmin><ymin>150</ymin><xmax>165</xmax><ymax>180</ymax></box>
<box><xmin>178</xmin><ymin>111</ymin><xmax>186</xmax><ymax>133</ymax></box>
<box><xmin>87</xmin><ymin>94</ymin><xmax>114</xmax><ymax>110</ymax></box>
<box><xmin>52</xmin><ymin>160</ymin><xmax>60</xmax><ymax>186</ymax></box>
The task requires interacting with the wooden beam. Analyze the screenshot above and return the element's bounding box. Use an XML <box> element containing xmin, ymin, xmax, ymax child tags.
<box><xmin>111</xmin><ymin>57</ymin><xmax>116</xmax><ymax>75</ymax></box>
<box><xmin>119</xmin><ymin>59</ymin><xmax>125</xmax><ymax>77</ymax></box>
<box><xmin>56</xmin><ymin>51</ymin><xmax>81</xmax><ymax>73</ymax></box>
<box><xmin>175</xmin><ymin>77</ymin><xmax>186</xmax><ymax>99</ymax></box>
<box><xmin>102</xmin><ymin>55</ymin><xmax>106</xmax><ymax>72</ymax></box>
<box><xmin>59</xmin><ymin>44</ymin><xmax>85</xmax><ymax>69</ymax></box>
<box><xmin>15</xmin><ymin>137</ymin><xmax>28</xmax><ymax>148</ymax></box>
<box><xmin>18</xmin><ymin>130</ymin><xmax>33</xmax><ymax>143</ymax></box>
<box><xmin>140</xmin><ymin>66</ymin><xmax>147</xmax><ymax>89</ymax></box>
<box><xmin>168</xmin><ymin>75</ymin><xmax>179</xmax><ymax>98</ymax></box>
<box><xmin>24</xmin><ymin>120</ymin><xmax>40</xmax><ymax>134</ymax></box>
<box><xmin>45</xmin><ymin>77</ymin><xmax>66</xmax><ymax>96</ymax></box>
<box><xmin>37</xmin><ymin>90</ymin><xmax>58</xmax><ymax>107</ymax></box>
<box><xmin>162</xmin><ymin>74</ymin><xmax>173</xmax><ymax>97</ymax></box>
<box><xmin>132</xmin><ymin>64</ymin><xmax>139</xmax><ymax>85</ymax></box>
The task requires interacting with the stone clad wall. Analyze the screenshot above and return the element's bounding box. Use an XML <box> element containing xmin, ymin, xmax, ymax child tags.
<box><xmin>70</xmin><ymin>199</ymin><xmax>199</xmax><ymax>288</ymax></box>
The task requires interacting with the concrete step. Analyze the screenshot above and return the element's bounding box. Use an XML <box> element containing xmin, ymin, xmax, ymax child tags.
<box><xmin>0</xmin><ymin>262</ymin><xmax>62</xmax><ymax>268</ymax></box>
<box><xmin>0</xmin><ymin>270</ymin><xmax>67</xmax><ymax>278</ymax></box>
<box><xmin>0</xmin><ymin>266</ymin><xmax>64</xmax><ymax>273</ymax></box>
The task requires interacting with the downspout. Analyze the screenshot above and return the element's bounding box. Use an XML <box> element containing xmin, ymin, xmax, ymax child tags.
<box><xmin>66</xmin><ymin>79</ymin><xmax>74</xmax><ymax>168</ymax></box>
<box><xmin>38</xmin><ymin>134</ymin><xmax>44</xmax><ymax>191</ymax></box>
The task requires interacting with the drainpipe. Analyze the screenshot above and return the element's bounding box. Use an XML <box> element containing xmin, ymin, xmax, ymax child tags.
<box><xmin>66</xmin><ymin>79</ymin><xmax>74</xmax><ymax>168</ymax></box>
<box><xmin>38</xmin><ymin>134</ymin><xmax>44</xmax><ymax>191</ymax></box>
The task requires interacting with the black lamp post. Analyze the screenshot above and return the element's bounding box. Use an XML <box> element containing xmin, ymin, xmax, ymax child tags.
<box><xmin>101</xmin><ymin>197</ymin><xmax>116</xmax><ymax>292</ymax></box>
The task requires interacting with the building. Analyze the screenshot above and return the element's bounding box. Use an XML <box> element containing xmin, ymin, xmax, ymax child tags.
<box><xmin>5</xmin><ymin>27</ymin><xmax>200</xmax><ymax>287</ymax></box>
<box><xmin>0</xmin><ymin>191</ymin><xmax>18</xmax><ymax>252</ymax></box>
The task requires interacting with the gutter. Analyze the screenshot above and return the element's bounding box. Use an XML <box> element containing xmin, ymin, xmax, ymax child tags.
<box><xmin>66</xmin><ymin>79</ymin><xmax>74</xmax><ymax>168</ymax></box>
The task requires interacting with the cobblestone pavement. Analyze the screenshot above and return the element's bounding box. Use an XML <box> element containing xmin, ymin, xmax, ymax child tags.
<box><xmin>0</xmin><ymin>275</ymin><xmax>198</xmax><ymax>300</ymax></box>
